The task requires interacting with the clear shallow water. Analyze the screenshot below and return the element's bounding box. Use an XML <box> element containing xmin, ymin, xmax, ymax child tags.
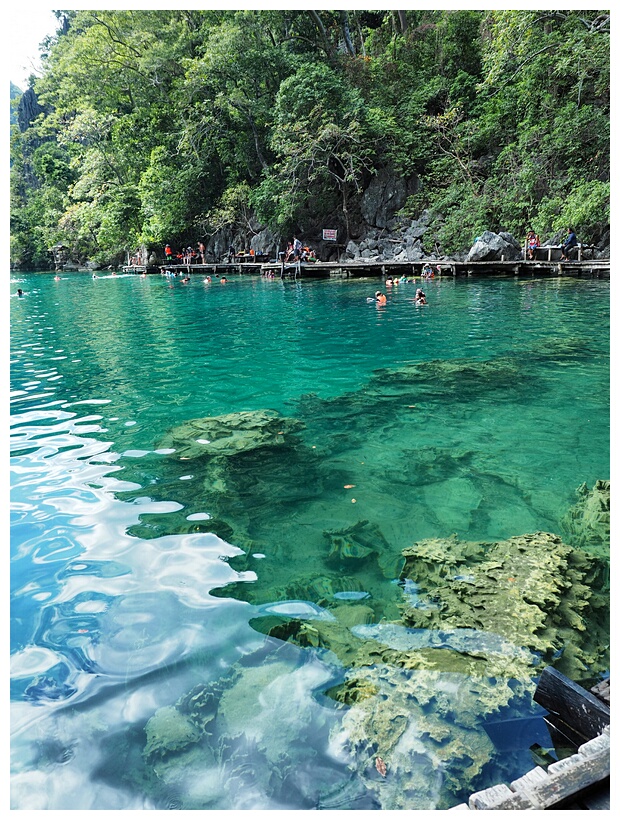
<box><xmin>10</xmin><ymin>271</ymin><xmax>609</xmax><ymax>809</ymax></box>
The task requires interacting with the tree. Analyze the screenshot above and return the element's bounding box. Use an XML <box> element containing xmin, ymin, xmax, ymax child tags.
<box><xmin>259</xmin><ymin>63</ymin><xmax>380</xmax><ymax>239</ymax></box>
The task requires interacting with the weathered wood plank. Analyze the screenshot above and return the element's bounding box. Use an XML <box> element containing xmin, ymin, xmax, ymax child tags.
<box><xmin>468</xmin><ymin>784</ymin><xmax>513</xmax><ymax>809</ymax></box>
<box><xmin>510</xmin><ymin>765</ymin><xmax>548</xmax><ymax>792</ymax></box>
<box><xmin>534</xmin><ymin>667</ymin><xmax>610</xmax><ymax>740</ymax></box>
<box><xmin>488</xmin><ymin>791</ymin><xmax>536</xmax><ymax>810</ymax></box>
<box><xmin>578</xmin><ymin>732</ymin><xmax>610</xmax><ymax>758</ymax></box>
<box><xmin>522</xmin><ymin>747</ymin><xmax>609</xmax><ymax>809</ymax></box>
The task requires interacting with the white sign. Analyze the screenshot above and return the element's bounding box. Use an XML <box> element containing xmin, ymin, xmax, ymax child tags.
<box><xmin>322</xmin><ymin>229</ymin><xmax>338</xmax><ymax>241</ymax></box>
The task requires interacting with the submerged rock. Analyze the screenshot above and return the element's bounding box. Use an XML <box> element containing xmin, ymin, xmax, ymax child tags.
<box><xmin>399</xmin><ymin>531</ymin><xmax>610</xmax><ymax>680</ymax></box>
<box><xmin>324</xmin><ymin>519</ymin><xmax>390</xmax><ymax>567</ymax></box>
<box><xmin>372</xmin><ymin>356</ymin><xmax>527</xmax><ymax>397</ymax></box>
<box><xmin>144</xmin><ymin>705</ymin><xmax>201</xmax><ymax>761</ymax></box>
<box><xmin>260</xmin><ymin>529</ymin><xmax>609</xmax><ymax>808</ymax></box>
<box><xmin>157</xmin><ymin>409</ymin><xmax>305</xmax><ymax>461</ymax></box>
<box><xmin>561</xmin><ymin>479</ymin><xmax>610</xmax><ymax>554</ymax></box>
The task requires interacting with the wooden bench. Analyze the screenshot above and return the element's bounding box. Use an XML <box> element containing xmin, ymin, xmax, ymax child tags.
<box><xmin>533</xmin><ymin>245</ymin><xmax>562</xmax><ymax>262</ymax></box>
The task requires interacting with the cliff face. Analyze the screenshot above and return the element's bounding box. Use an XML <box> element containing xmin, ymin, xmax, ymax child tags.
<box><xmin>17</xmin><ymin>88</ymin><xmax>47</xmax><ymax>134</ymax></box>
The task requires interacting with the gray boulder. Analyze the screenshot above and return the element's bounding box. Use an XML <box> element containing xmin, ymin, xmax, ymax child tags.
<box><xmin>498</xmin><ymin>232</ymin><xmax>521</xmax><ymax>251</ymax></box>
<box><xmin>466</xmin><ymin>231</ymin><xmax>521</xmax><ymax>262</ymax></box>
<box><xmin>346</xmin><ymin>240</ymin><xmax>360</xmax><ymax>258</ymax></box>
<box><xmin>250</xmin><ymin>227</ymin><xmax>278</xmax><ymax>257</ymax></box>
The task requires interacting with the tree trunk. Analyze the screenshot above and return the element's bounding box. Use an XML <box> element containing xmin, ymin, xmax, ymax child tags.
<box><xmin>340</xmin><ymin>11</ymin><xmax>356</xmax><ymax>56</ymax></box>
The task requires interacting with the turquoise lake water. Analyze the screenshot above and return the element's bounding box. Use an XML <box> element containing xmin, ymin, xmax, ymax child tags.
<box><xmin>10</xmin><ymin>271</ymin><xmax>610</xmax><ymax>809</ymax></box>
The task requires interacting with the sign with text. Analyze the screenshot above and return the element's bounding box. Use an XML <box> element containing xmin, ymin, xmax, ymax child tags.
<box><xmin>322</xmin><ymin>229</ymin><xmax>338</xmax><ymax>241</ymax></box>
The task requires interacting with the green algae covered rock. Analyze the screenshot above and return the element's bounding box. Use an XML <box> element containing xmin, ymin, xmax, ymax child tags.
<box><xmin>157</xmin><ymin>409</ymin><xmax>305</xmax><ymax>461</ymax></box>
<box><xmin>561</xmin><ymin>480</ymin><xmax>610</xmax><ymax>553</ymax></box>
<box><xmin>371</xmin><ymin>355</ymin><xmax>527</xmax><ymax>398</ymax></box>
<box><xmin>398</xmin><ymin>531</ymin><xmax>609</xmax><ymax>681</ymax></box>
<box><xmin>329</xmin><ymin>665</ymin><xmax>524</xmax><ymax>810</ymax></box>
<box><xmin>312</xmin><ymin>530</ymin><xmax>609</xmax><ymax>809</ymax></box>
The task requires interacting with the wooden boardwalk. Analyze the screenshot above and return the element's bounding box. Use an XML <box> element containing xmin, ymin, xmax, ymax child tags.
<box><xmin>128</xmin><ymin>257</ymin><xmax>609</xmax><ymax>279</ymax></box>
<box><xmin>451</xmin><ymin>669</ymin><xmax>610</xmax><ymax>811</ymax></box>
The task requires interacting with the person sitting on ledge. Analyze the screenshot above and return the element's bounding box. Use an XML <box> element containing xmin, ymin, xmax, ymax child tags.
<box><xmin>526</xmin><ymin>230</ymin><xmax>540</xmax><ymax>260</ymax></box>
<box><xmin>560</xmin><ymin>227</ymin><xmax>578</xmax><ymax>261</ymax></box>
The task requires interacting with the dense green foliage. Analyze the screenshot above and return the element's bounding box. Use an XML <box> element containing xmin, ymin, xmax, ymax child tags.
<box><xmin>10</xmin><ymin>9</ymin><xmax>609</xmax><ymax>268</ymax></box>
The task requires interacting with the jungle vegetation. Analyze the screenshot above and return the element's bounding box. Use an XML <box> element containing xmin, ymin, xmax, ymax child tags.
<box><xmin>10</xmin><ymin>9</ymin><xmax>610</xmax><ymax>269</ymax></box>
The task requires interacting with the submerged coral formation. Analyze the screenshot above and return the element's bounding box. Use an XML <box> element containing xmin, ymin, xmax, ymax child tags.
<box><xmin>114</xmin><ymin>353</ymin><xmax>609</xmax><ymax>809</ymax></box>
<box><xmin>249</xmin><ymin>530</ymin><xmax>609</xmax><ymax>809</ymax></box>
<box><xmin>156</xmin><ymin>409</ymin><xmax>306</xmax><ymax>460</ymax></box>
<box><xmin>561</xmin><ymin>479</ymin><xmax>610</xmax><ymax>554</ymax></box>
<box><xmin>398</xmin><ymin>531</ymin><xmax>609</xmax><ymax>680</ymax></box>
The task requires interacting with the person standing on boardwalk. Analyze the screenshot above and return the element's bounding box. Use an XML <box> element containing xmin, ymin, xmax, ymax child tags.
<box><xmin>198</xmin><ymin>241</ymin><xmax>206</xmax><ymax>264</ymax></box>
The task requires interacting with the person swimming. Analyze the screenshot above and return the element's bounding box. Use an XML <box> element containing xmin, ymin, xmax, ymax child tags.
<box><xmin>375</xmin><ymin>291</ymin><xmax>387</xmax><ymax>305</ymax></box>
<box><xmin>220</xmin><ymin>277</ymin><xmax>228</xmax><ymax>283</ymax></box>
<box><xmin>17</xmin><ymin>288</ymin><xmax>24</xmax><ymax>296</ymax></box>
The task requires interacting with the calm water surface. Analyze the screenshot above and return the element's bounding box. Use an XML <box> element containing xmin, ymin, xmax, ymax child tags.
<box><xmin>10</xmin><ymin>271</ymin><xmax>610</xmax><ymax>809</ymax></box>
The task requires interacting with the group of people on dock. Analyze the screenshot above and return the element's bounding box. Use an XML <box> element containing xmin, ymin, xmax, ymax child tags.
<box><xmin>164</xmin><ymin>242</ymin><xmax>207</xmax><ymax>265</ymax></box>
<box><xmin>283</xmin><ymin>237</ymin><xmax>317</xmax><ymax>263</ymax></box>
<box><xmin>526</xmin><ymin>227</ymin><xmax>579</xmax><ymax>261</ymax></box>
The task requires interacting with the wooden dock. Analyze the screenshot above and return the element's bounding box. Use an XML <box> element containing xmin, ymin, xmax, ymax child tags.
<box><xmin>130</xmin><ymin>257</ymin><xmax>609</xmax><ymax>279</ymax></box>
<box><xmin>451</xmin><ymin>668</ymin><xmax>610</xmax><ymax>811</ymax></box>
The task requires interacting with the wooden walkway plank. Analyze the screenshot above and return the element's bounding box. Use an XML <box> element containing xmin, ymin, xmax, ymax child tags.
<box><xmin>534</xmin><ymin>667</ymin><xmax>610</xmax><ymax>740</ymax></box>
<box><xmin>454</xmin><ymin>730</ymin><xmax>610</xmax><ymax>810</ymax></box>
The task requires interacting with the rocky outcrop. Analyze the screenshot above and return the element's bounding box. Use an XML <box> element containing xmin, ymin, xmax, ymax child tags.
<box><xmin>465</xmin><ymin>230</ymin><xmax>522</xmax><ymax>262</ymax></box>
<box><xmin>17</xmin><ymin>88</ymin><xmax>47</xmax><ymax>133</ymax></box>
<box><xmin>361</xmin><ymin>168</ymin><xmax>419</xmax><ymax>228</ymax></box>
<box><xmin>343</xmin><ymin>210</ymin><xmax>445</xmax><ymax>263</ymax></box>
